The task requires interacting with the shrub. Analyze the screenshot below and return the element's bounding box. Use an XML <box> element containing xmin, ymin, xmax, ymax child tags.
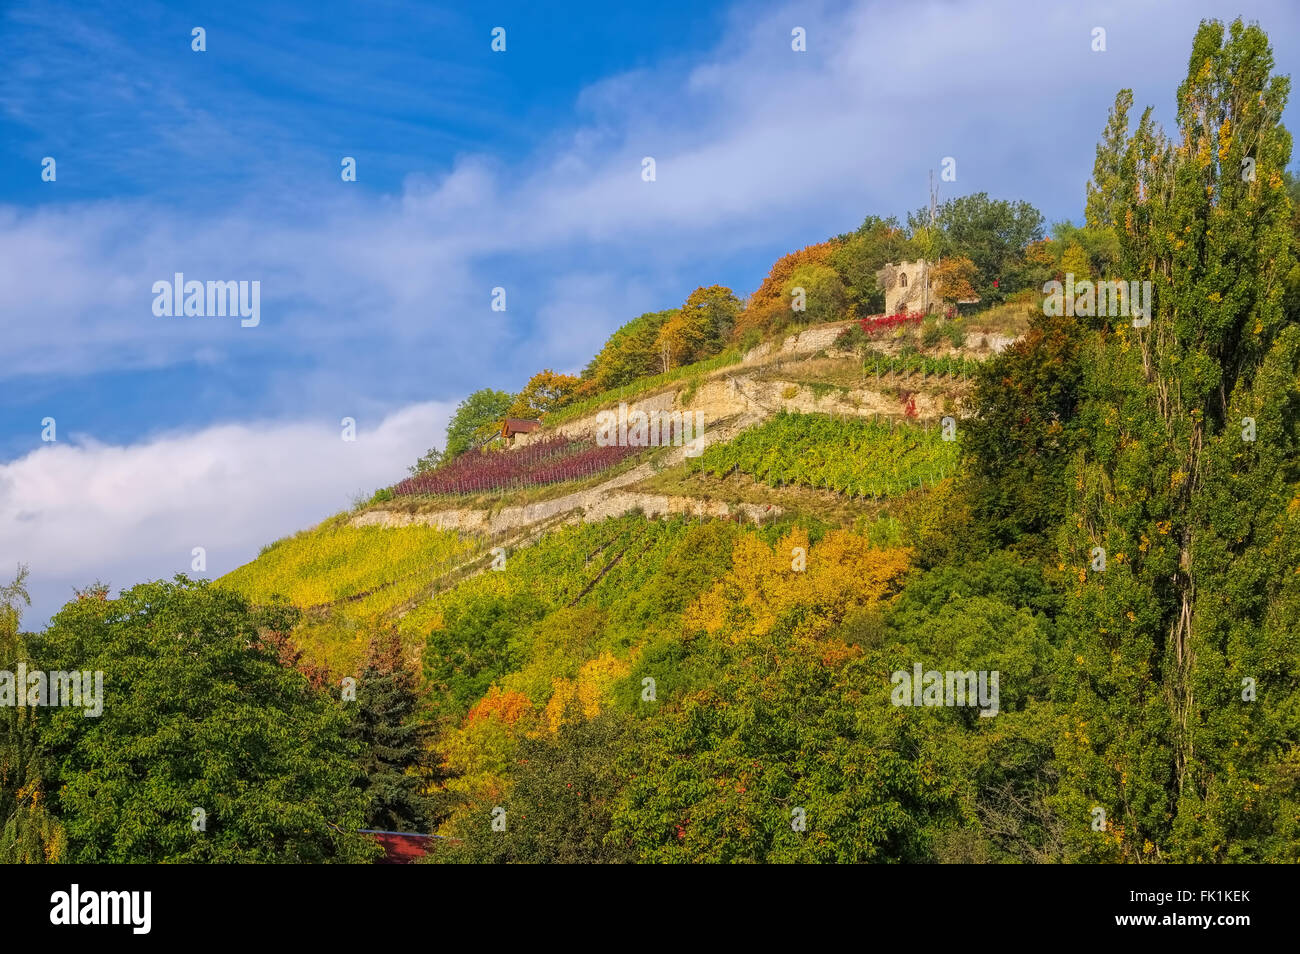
<box><xmin>860</xmin><ymin>312</ymin><xmax>923</xmax><ymax>337</ymax></box>
<box><xmin>835</xmin><ymin>323</ymin><xmax>871</xmax><ymax>353</ymax></box>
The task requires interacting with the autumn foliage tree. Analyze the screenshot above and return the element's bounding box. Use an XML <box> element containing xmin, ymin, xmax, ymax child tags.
<box><xmin>658</xmin><ymin>285</ymin><xmax>740</xmax><ymax>368</ymax></box>
<box><xmin>782</xmin><ymin>263</ymin><xmax>848</xmax><ymax>324</ymax></box>
<box><xmin>735</xmin><ymin>241</ymin><xmax>842</xmax><ymax>339</ymax></box>
<box><xmin>653</xmin><ymin>310</ymin><xmax>707</xmax><ymax>371</ymax></box>
<box><xmin>686</xmin><ymin>528</ymin><xmax>911</xmax><ymax>641</ymax></box>
<box><xmin>931</xmin><ymin>255</ymin><xmax>979</xmax><ymax>305</ymax></box>
<box><xmin>578</xmin><ymin>309</ymin><xmax>678</xmax><ymax>395</ymax></box>
<box><xmin>1046</xmin><ymin>19</ymin><xmax>1300</xmax><ymax>861</ymax></box>
<box><xmin>507</xmin><ymin>369</ymin><xmax>580</xmax><ymax>419</ymax></box>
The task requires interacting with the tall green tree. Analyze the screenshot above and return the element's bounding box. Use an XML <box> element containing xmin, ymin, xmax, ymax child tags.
<box><xmin>506</xmin><ymin>370</ymin><xmax>580</xmax><ymax>419</ymax></box>
<box><xmin>781</xmin><ymin>263</ymin><xmax>848</xmax><ymax>324</ymax></box>
<box><xmin>0</xmin><ymin>567</ymin><xmax>65</xmax><ymax>863</ymax></box>
<box><xmin>680</xmin><ymin>285</ymin><xmax>740</xmax><ymax>355</ymax></box>
<box><xmin>348</xmin><ymin>633</ymin><xmax>435</xmax><ymax>833</ymax></box>
<box><xmin>829</xmin><ymin>215</ymin><xmax>917</xmax><ymax>313</ymax></box>
<box><xmin>581</xmin><ymin>309</ymin><xmax>678</xmax><ymax>393</ymax></box>
<box><xmin>909</xmin><ymin>193</ymin><xmax>1045</xmax><ymax>300</ymax></box>
<box><xmin>963</xmin><ymin>310</ymin><xmax>1087</xmax><ymax>552</ymax></box>
<box><xmin>443</xmin><ymin>388</ymin><xmax>514</xmax><ymax>459</ymax></box>
<box><xmin>30</xmin><ymin>578</ymin><xmax>379</xmax><ymax>862</ymax></box>
<box><xmin>1085</xmin><ymin>88</ymin><xmax>1134</xmax><ymax>232</ymax></box>
<box><xmin>1055</xmin><ymin>18</ymin><xmax>1298</xmax><ymax>861</ymax></box>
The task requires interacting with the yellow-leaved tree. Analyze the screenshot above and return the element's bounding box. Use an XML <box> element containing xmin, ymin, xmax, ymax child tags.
<box><xmin>507</xmin><ymin>369</ymin><xmax>581</xmax><ymax>419</ymax></box>
<box><xmin>932</xmin><ymin>255</ymin><xmax>979</xmax><ymax>304</ymax></box>
<box><xmin>686</xmin><ymin>528</ymin><xmax>910</xmax><ymax>641</ymax></box>
<box><xmin>544</xmin><ymin>652</ymin><xmax>632</xmax><ymax>733</ymax></box>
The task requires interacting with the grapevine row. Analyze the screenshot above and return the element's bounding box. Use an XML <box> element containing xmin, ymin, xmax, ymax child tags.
<box><xmin>861</xmin><ymin>350</ymin><xmax>979</xmax><ymax>382</ymax></box>
<box><xmin>693</xmin><ymin>410</ymin><xmax>959</xmax><ymax>498</ymax></box>
<box><xmin>394</xmin><ymin>437</ymin><xmax>642</xmax><ymax>496</ymax></box>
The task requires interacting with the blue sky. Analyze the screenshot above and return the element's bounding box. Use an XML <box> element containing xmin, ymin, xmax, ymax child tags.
<box><xmin>3</xmin><ymin>0</ymin><xmax>1299</xmax><ymax>628</ymax></box>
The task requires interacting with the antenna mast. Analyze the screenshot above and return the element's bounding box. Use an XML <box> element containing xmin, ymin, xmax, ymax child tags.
<box><xmin>929</xmin><ymin>169</ymin><xmax>937</xmax><ymax>228</ymax></box>
<box><xmin>924</xmin><ymin>170</ymin><xmax>939</xmax><ymax>314</ymax></box>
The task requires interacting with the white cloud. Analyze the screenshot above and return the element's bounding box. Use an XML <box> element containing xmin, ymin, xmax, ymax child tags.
<box><xmin>0</xmin><ymin>401</ymin><xmax>453</xmax><ymax>630</ymax></box>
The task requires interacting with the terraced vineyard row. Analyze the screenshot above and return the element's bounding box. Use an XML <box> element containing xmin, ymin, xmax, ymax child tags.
<box><xmin>572</xmin><ymin>518</ymin><xmax>693</xmax><ymax>610</ymax></box>
<box><xmin>693</xmin><ymin>410</ymin><xmax>959</xmax><ymax>498</ymax></box>
<box><xmin>544</xmin><ymin>349</ymin><xmax>743</xmax><ymax>426</ymax></box>
<box><xmin>394</xmin><ymin>436</ymin><xmax>641</xmax><ymax>496</ymax></box>
<box><xmin>861</xmin><ymin>350</ymin><xmax>980</xmax><ymax>382</ymax></box>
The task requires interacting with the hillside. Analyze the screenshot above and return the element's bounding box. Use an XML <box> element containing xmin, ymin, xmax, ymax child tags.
<box><xmin>217</xmin><ymin>133</ymin><xmax>1300</xmax><ymax>862</ymax></box>
<box><xmin>221</xmin><ymin>317</ymin><xmax>1000</xmax><ymax>673</ymax></box>
<box><xmin>211</xmin><ymin>309</ymin><xmax>1033</xmax><ymax>861</ymax></box>
<box><xmin>213</xmin><ymin>34</ymin><xmax>1300</xmax><ymax>852</ymax></box>
<box><xmin>11</xmin><ymin>16</ymin><xmax>1299</xmax><ymax>867</ymax></box>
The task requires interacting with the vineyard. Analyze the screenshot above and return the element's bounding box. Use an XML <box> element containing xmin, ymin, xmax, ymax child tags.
<box><xmin>860</xmin><ymin>349</ymin><xmax>979</xmax><ymax>383</ymax></box>
<box><xmin>397</xmin><ymin>514</ymin><xmax>701</xmax><ymax>645</ymax></box>
<box><xmin>693</xmin><ymin>410</ymin><xmax>959</xmax><ymax>498</ymax></box>
<box><xmin>220</xmin><ymin>522</ymin><xmax>475</xmax><ymax>608</ymax></box>
<box><xmin>399</xmin><ymin>513</ymin><xmax>731</xmax><ymax>721</ymax></box>
<box><xmin>394</xmin><ymin>436</ymin><xmax>642</xmax><ymax>496</ymax></box>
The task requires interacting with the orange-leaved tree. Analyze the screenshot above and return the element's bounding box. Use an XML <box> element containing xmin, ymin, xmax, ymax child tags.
<box><xmin>931</xmin><ymin>255</ymin><xmax>979</xmax><ymax>304</ymax></box>
<box><xmin>734</xmin><ymin>241</ymin><xmax>842</xmax><ymax>340</ymax></box>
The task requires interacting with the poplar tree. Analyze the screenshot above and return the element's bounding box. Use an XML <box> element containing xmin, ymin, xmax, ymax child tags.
<box><xmin>0</xmin><ymin>567</ymin><xmax>65</xmax><ymax>863</ymax></box>
<box><xmin>1057</xmin><ymin>18</ymin><xmax>1298</xmax><ymax>860</ymax></box>
<box><xmin>1084</xmin><ymin>88</ymin><xmax>1133</xmax><ymax>232</ymax></box>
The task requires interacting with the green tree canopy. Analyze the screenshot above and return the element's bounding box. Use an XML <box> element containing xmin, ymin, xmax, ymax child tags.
<box><xmin>782</xmin><ymin>263</ymin><xmax>848</xmax><ymax>324</ymax></box>
<box><xmin>829</xmin><ymin>215</ymin><xmax>917</xmax><ymax>314</ymax></box>
<box><xmin>443</xmin><ymin>388</ymin><xmax>514</xmax><ymax>459</ymax></box>
<box><xmin>680</xmin><ymin>285</ymin><xmax>740</xmax><ymax>355</ymax></box>
<box><xmin>909</xmin><ymin>193</ymin><xmax>1045</xmax><ymax>300</ymax></box>
<box><xmin>1026</xmin><ymin>18</ymin><xmax>1297</xmax><ymax>861</ymax></box>
<box><xmin>581</xmin><ymin>309</ymin><xmax>678</xmax><ymax>392</ymax></box>
<box><xmin>27</xmin><ymin>577</ymin><xmax>378</xmax><ymax>863</ymax></box>
<box><xmin>0</xmin><ymin>566</ymin><xmax>64</xmax><ymax>863</ymax></box>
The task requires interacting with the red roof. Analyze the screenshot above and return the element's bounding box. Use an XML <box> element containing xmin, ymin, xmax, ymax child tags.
<box><xmin>501</xmin><ymin>418</ymin><xmax>542</xmax><ymax>437</ymax></box>
<box><xmin>371</xmin><ymin>831</ymin><xmax>431</xmax><ymax>864</ymax></box>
